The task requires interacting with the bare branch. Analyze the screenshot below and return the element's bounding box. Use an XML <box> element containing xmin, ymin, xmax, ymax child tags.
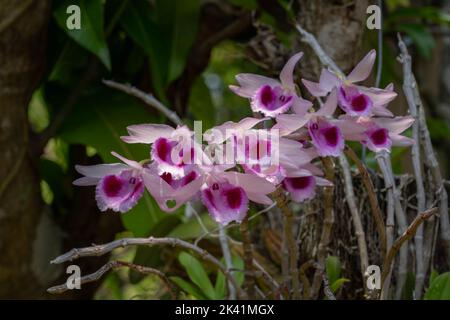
<box><xmin>218</xmin><ymin>225</ymin><xmax>237</xmax><ymax>300</ymax></box>
<box><xmin>311</xmin><ymin>157</ymin><xmax>335</xmax><ymax>298</ymax></box>
<box><xmin>49</xmin><ymin>236</ymin><xmax>242</xmax><ymax>298</ymax></box>
<box><xmin>380</xmin><ymin>208</ymin><xmax>438</xmax><ymax>299</ymax></box>
<box><xmin>397</xmin><ymin>34</ymin><xmax>427</xmax><ymax>298</ymax></box>
<box><xmin>48</xmin><ymin>260</ymin><xmax>177</xmax><ymax>298</ymax></box>
<box><xmin>102</xmin><ymin>80</ymin><xmax>183</xmax><ymax>126</ymax></box>
<box><xmin>397</xmin><ymin>34</ymin><xmax>450</xmax><ymax>270</ymax></box>
<box><xmin>271</xmin><ymin>187</ymin><xmax>301</xmax><ymax>299</ymax></box>
<box><xmin>295</xmin><ymin>24</ymin><xmax>344</xmax><ymax>77</ymax></box>
<box><xmin>239</xmin><ymin>216</ymin><xmax>256</xmax><ymax>299</ymax></box>
<box><xmin>339</xmin><ymin>154</ymin><xmax>369</xmax><ymax>287</ymax></box>
<box><xmin>345</xmin><ymin>146</ymin><xmax>386</xmax><ymax>259</ymax></box>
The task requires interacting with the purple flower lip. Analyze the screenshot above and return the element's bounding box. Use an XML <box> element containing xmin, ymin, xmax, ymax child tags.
<box><xmin>282</xmin><ymin>175</ymin><xmax>316</xmax><ymax>202</ymax></box>
<box><xmin>201</xmin><ymin>181</ymin><xmax>249</xmax><ymax>225</ymax></box>
<box><xmin>323</xmin><ymin>126</ymin><xmax>339</xmax><ymax>147</ymax></box>
<box><xmin>370</xmin><ymin>128</ymin><xmax>389</xmax><ymax>146</ymax></box>
<box><xmin>252</xmin><ymin>85</ymin><xmax>294</xmax><ymax>116</ymax></box>
<box><xmin>338</xmin><ymin>86</ymin><xmax>373</xmax><ymax>116</ymax></box>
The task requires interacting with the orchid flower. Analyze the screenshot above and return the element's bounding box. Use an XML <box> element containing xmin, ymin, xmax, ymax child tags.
<box><xmin>302</xmin><ymin>50</ymin><xmax>397</xmax><ymax>117</ymax></box>
<box><xmin>142</xmin><ymin>163</ymin><xmax>204</xmax><ymax>212</ymax></box>
<box><xmin>229</xmin><ymin>52</ymin><xmax>312</xmax><ymax>116</ymax></box>
<box><xmin>337</xmin><ymin>115</ymin><xmax>415</xmax><ymax>153</ymax></box>
<box><xmin>73</xmin><ymin>152</ymin><xmax>145</xmax><ymax>213</ymax></box>
<box><xmin>282</xmin><ymin>163</ymin><xmax>332</xmax><ymax>202</ymax></box>
<box><xmin>121</xmin><ymin>124</ymin><xmax>207</xmax><ymax>176</ymax></box>
<box><xmin>200</xmin><ymin>166</ymin><xmax>276</xmax><ymax>225</ymax></box>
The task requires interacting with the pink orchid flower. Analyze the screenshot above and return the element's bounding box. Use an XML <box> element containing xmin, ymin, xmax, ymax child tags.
<box><xmin>229</xmin><ymin>52</ymin><xmax>312</xmax><ymax>116</ymax></box>
<box><xmin>302</xmin><ymin>50</ymin><xmax>397</xmax><ymax>117</ymax></box>
<box><xmin>274</xmin><ymin>90</ymin><xmax>346</xmax><ymax>157</ymax></box>
<box><xmin>282</xmin><ymin>164</ymin><xmax>332</xmax><ymax>202</ymax></box>
<box><xmin>73</xmin><ymin>152</ymin><xmax>145</xmax><ymax>213</ymax></box>
<box><xmin>337</xmin><ymin>115</ymin><xmax>415</xmax><ymax>153</ymax></box>
<box><xmin>142</xmin><ymin>163</ymin><xmax>205</xmax><ymax>212</ymax></box>
<box><xmin>200</xmin><ymin>166</ymin><xmax>276</xmax><ymax>225</ymax></box>
<box><xmin>122</xmin><ymin>124</ymin><xmax>208</xmax><ymax>175</ymax></box>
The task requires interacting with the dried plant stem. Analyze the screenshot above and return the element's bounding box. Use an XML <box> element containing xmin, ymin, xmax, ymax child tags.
<box><xmin>376</xmin><ymin>152</ymin><xmax>395</xmax><ymax>299</ymax></box>
<box><xmin>380</xmin><ymin>208</ymin><xmax>437</xmax><ymax>299</ymax></box>
<box><xmin>49</xmin><ymin>236</ymin><xmax>242</xmax><ymax>298</ymax></box>
<box><xmin>48</xmin><ymin>260</ymin><xmax>177</xmax><ymax>298</ymax></box>
<box><xmin>345</xmin><ymin>146</ymin><xmax>386</xmax><ymax>259</ymax></box>
<box><xmin>102</xmin><ymin>79</ymin><xmax>183</xmax><ymax>126</ymax></box>
<box><xmin>311</xmin><ymin>157</ymin><xmax>335</xmax><ymax>298</ymax></box>
<box><xmin>397</xmin><ymin>35</ymin><xmax>427</xmax><ymax>298</ymax></box>
<box><xmin>299</xmin><ymin>260</ymin><xmax>336</xmax><ymax>300</ymax></box>
<box><xmin>218</xmin><ymin>225</ymin><xmax>237</xmax><ymax>300</ymax></box>
<box><xmin>239</xmin><ymin>216</ymin><xmax>256</xmax><ymax>299</ymax></box>
<box><xmin>339</xmin><ymin>154</ymin><xmax>369</xmax><ymax>286</ymax></box>
<box><xmin>295</xmin><ymin>24</ymin><xmax>343</xmax><ymax>77</ymax></box>
<box><xmin>271</xmin><ymin>188</ymin><xmax>301</xmax><ymax>299</ymax></box>
<box><xmin>397</xmin><ymin>35</ymin><xmax>450</xmax><ymax>269</ymax></box>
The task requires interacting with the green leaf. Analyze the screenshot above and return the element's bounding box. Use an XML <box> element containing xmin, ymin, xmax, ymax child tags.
<box><xmin>170</xmin><ymin>276</ymin><xmax>207</xmax><ymax>300</ymax></box>
<box><xmin>178</xmin><ymin>252</ymin><xmax>216</xmax><ymax>299</ymax></box>
<box><xmin>54</xmin><ymin>0</ymin><xmax>111</xmax><ymax>69</ymax></box>
<box><xmin>396</xmin><ymin>23</ymin><xmax>435</xmax><ymax>58</ymax></box>
<box><xmin>168</xmin><ymin>213</ymin><xmax>217</xmax><ymax>240</ymax></box>
<box><xmin>215</xmin><ymin>269</ymin><xmax>227</xmax><ymax>299</ymax></box>
<box><xmin>326</xmin><ymin>256</ymin><xmax>342</xmax><ymax>285</ymax></box>
<box><xmin>58</xmin><ymin>89</ymin><xmax>164</xmax><ymax>236</ymax></box>
<box><xmin>120</xmin><ymin>0</ymin><xmax>166</xmax><ymax>98</ymax></box>
<box><xmin>330</xmin><ymin>278</ymin><xmax>350</xmax><ymax>294</ymax></box>
<box><xmin>155</xmin><ymin>0</ymin><xmax>201</xmax><ymax>83</ymax></box>
<box><xmin>188</xmin><ymin>76</ymin><xmax>215</xmax><ymax>129</ymax></box>
<box><xmin>214</xmin><ymin>255</ymin><xmax>244</xmax><ymax>299</ymax></box>
<box><xmin>430</xmin><ymin>269</ymin><xmax>439</xmax><ymax>285</ymax></box>
<box><xmin>424</xmin><ymin>272</ymin><xmax>450</xmax><ymax>300</ymax></box>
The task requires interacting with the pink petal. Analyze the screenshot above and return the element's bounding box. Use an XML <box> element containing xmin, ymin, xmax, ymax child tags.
<box><xmin>73</xmin><ymin>176</ymin><xmax>100</xmax><ymax>186</ymax></box>
<box><xmin>320</xmin><ymin>69</ymin><xmax>341</xmax><ymax>92</ymax></box>
<box><xmin>111</xmin><ymin>151</ymin><xmax>142</xmax><ymax>169</ymax></box>
<box><xmin>374</xmin><ymin>116</ymin><xmax>414</xmax><ymax>135</ymax></box>
<box><xmin>204</xmin><ymin>117</ymin><xmax>267</xmax><ymax>144</ymax></box>
<box><xmin>391</xmin><ymin>134</ymin><xmax>415</xmax><ymax>147</ymax></box>
<box><xmin>315</xmin><ymin>89</ymin><xmax>338</xmax><ymax>116</ymax></box>
<box><xmin>75</xmin><ymin>163</ymin><xmax>129</xmax><ymax>178</ymax></box>
<box><xmin>230</xmin><ymin>73</ymin><xmax>280</xmax><ymax>98</ymax></box>
<box><xmin>291</xmin><ymin>96</ymin><xmax>313</xmax><ymax>115</ymax></box>
<box><xmin>347</xmin><ymin>49</ymin><xmax>376</xmax><ymax>83</ymax></box>
<box><xmin>302</xmin><ymin>79</ymin><xmax>328</xmax><ymax>97</ymax></box>
<box><xmin>279</xmin><ymin>52</ymin><xmax>303</xmax><ymax>90</ymax></box>
<box><xmin>121</xmin><ymin>124</ymin><xmax>174</xmax><ymax>144</ymax></box>
<box><xmin>273</xmin><ymin>114</ymin><xmax>309</xmax><ymax>136</ymax></box>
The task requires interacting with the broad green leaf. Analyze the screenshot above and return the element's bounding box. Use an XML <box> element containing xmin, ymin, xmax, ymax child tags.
<box><xmin>330</xmin><ymin>278</ymin><xmax>350</xmax><ymax>294</ymax></box>
<box><xmin>430</xmin><ymin>269</ymin><xmax>439</xmax><ymax>285</ymax></box>
<box><xmin>326</xmin><ymin>256</ymin><xmax>342</xmax><ymax>285</ymax></box>
<box><xmin>54</xmin><ymin>0</ymin><xmax>111</xmax><ymax>69</ymax></box>
<box><xmin>168</xmin><ymin>213</ymin><xmax>217</xmax><ymax>240</ymax></box>
<box><xmin>154</xmin><ymin>0</ymin><xmax>200</xmax><ymax>83</ymax></box>
<box><xmin>58</xmin><ymin>89</ymin><xmax>164</xmax><ymax>236</ymax></box>
<box><xmin>178</xmin><ymin>252</ymin><xmax>216</xmax><ymax>299</ymax></box>
<box><xmin>170</xmin><ymin>276</ymin><xmax>207</xmax><ymax>300</ymax></box>
<box><xmin>424</xmin><ymin>272</ymin><xmax>450</xmax><ymax>300</ymax></box>
<box><xmin>188</xmin><ymin>76</ymin><xmax>215</xmax><ymax>130</ymax></box>
<box><xmin>120</xmin><ymin>0</ymin><xmax>166</xmax><ymax>98</ymax></box>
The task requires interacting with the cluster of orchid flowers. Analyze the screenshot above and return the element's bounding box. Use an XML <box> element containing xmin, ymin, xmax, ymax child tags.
<box><xmin>74</xmin><ymin>50</ymin><xmax>414</xmax><ymax>226</ymax></box>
